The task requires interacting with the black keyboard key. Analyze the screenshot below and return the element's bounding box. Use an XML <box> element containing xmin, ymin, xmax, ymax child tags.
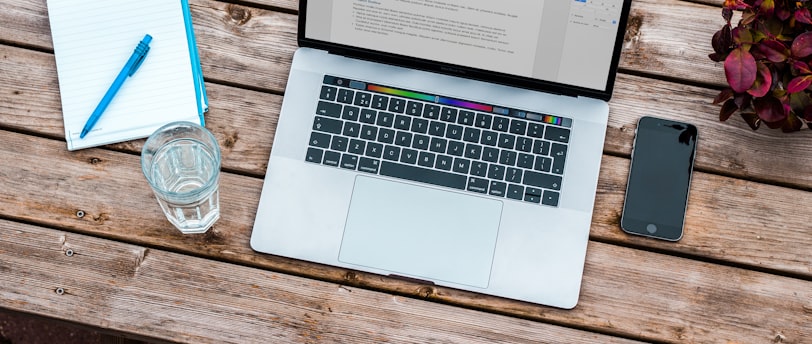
<box><xmin>446</xmin><ymin>124</ymin><xmax>463</xmax><ymax>140</ymax></box>
<box><xmin>505</xmin><ymin>167</ymin><xmax>523</xmax><ymax>183</ymax></box>
<box><xmin>489</xmin><ymin>181</ymin><xmax>507</xmax><ymax>197</ymax></box>
<box><xmin>467</xmin><ymin>177</ymin><xmax>488</xmax><ymax>194</ymax></box>
<box><xmin>500</xmin><ymin>150</ymin><xmax>517</xmax><ymax>166</ymax></box>
<box><xmin>341</xmin><ymin>154</ymin><xmax>359</xmax><ymax>170</ymax></box>
<box><xmin>498</xmin><ymin>133</ymin><xmax>516</xmax><ymax>149</ymax></box>
<box><xmin>534</xmin><ymin>139</ymin><xmax>551</xmax><ymax>155</ymax></box>
<box><xmin>458</xmin><ymin>111</ymin><xmax>476</xmax><ymax>126</ymax></box>
<box><xmin>418</xmin><ymin>151</ymin><xmax>436</xmax><ymax>167</ymax></box>
<box><xmin>441</xmin><ymin>107</ymin><xmax>458</xmax><ymax>122</ymax></box>
<box><xmin>306</xmin><ymin>147</ymin><xmax>323</xmax><ymax>163</ymax></box>
<box><xmin>395</xmin><ymin>131</ymin><xmax>413</xmax><ymax>147</ymax></box>
<box><xmin>507</xmin><ymin>184</ymin><xmax>524</xmax><ymax>200</ymax></box>
<box><xmin>358</xmin><ymin>157</ymin><xmax>381</xmax><ymax>174</ymax></box>
<box><xmin>360</xmin><ymin>125</ymin><xmax>378</xmax><ymax>140</ymax></box>
<box><xmin>354</xmin><ymin>92</ymin><xmax>372</xmax><ymax>107</ymax></box>
<box><xmin>488</xmin><ymin>164</ymin><xmax>505</xmax><ymax>180</ymax></box>
<box><xmin>343</xmin><ymin>122</ymin><xmax>360</xmax><ymax>138</ymax></box>
<box><xmin>476</xmin><ymin>113</ymin><xmax>493</xmax><ymax>129</ymax></box>
<box><xmin>470</xmin><ymin>161</ymin><xmax>487</xmax><ymax>177</ymax></box>
<box><xmin>551</xmin><ymin>143</ymin><xmax>568</xmax><ymax>174</ymax></box>
<box><xmin>429</xmin><ymin>121</ymin><xmax>446</xmax><ymax>136</ymax></box>
<box><xmin>400</xmin><ymin>148</ymin><xmax>418</xmax><ymax>164</ymax></box>
<box><xmin>527</xmin><ymin>123</ymin><xmax>545</xmax><ymax>138</ymax></box>
<box><xmin>435</xmin><ymin>155</ymin><xmax>453</xmax><ymax>171</ymax></box>
<box><xmin>377</xmin><ymin>128</ymin><xmax>395</xmax><ymax>144</ymax></box>
<box><xmin>342</xmin><ymin>106</ymin><xmax>360</xmax><ymax>121</ymax></box>
<box><xmin>430</xmin><ymin>137</ymin><xmax>448</xmax><ymax>153</ymax></box>
<box><xmin>516</xmin><ymin>137</ymin><xmax>533</xmax><ymax>152</ymax></box>
<box><xmin>481</xmin><ymin>130</ymin><xmax>498</xmax><ymax>146</ymax></box>
<box><xmin>534</xmin><ymin>156</ymin><xmax>552</xmax><ymax>172</ymax></box>
<box><xmin>523</xmin><ymin>171</ymin><xmax>562</xmax><ymax>190</ymax></box>
<box><xmin>377</xmin><ymin>112</ymin><xmax>395</xmax><ymax>127</ymax></box>
<box><xmin>447</xmin><ymin>141</ymin><xmax>464</xmax><ymax>156</ymax></box>
<box><xmin>394</xmin><ymin>115</ymin><xmax>411</xmax><ymax>130</ymax></box>
<box><xmin>423</xmin><ymin>104</ymin><xmax>441</xmax><ymax>119</ymax></box>
<box><xmin>517</xmin><ymin>153</ymin><xmax>534</xmax><ymax>169</ymax></box>
<box><xmin>412</xmin><ymin>134</ymin><xmax>430</xmax><ymax>150</ymax></box>
<box><xmin>463</xmin><ymin>127</ymin><xmax>481</xmax><ymax>143</ymax></box>
<box><xmin>464</xmin><ymin>143</ymin><xmax>482</xmax><ymax>160</ymax></box>
<box><xmin>380</xmin><ymin>161</ymin><xmax>466</xmax><ymax>190</ymax></box>
<box><xmin>545</xmin><ymin>126</ymin><xmax>571</xmax><ymax>143</ymax></box>
<box><xmin>309</xmin><ymin>131</ymin><xmax>330</xmax><ymax>148</ymax></box>
<box><xmin>365</xmin><ymin>142</ymin><xmax>383</xmax><ymax>158</ymax></box>
<box><xmin>331</xmin><ymin>136</ymin><xmax>348</xmax><ymax>152</ymax></box>
<box><xmin>389</xmin><ymin>98</ymin><xmax>406</xmax><ymax>113</ymax></box>
<box><xmin>360</xmin><ymin>109</ymin><xmax>377</xmax><ymax>124</ymax></box>
<box><xmin>383</xmin><ymin>145</ymin><xmax>400</xmax><ymax>161</ymax></box>
<box><xmin>337</xmin><ymin>89</ymin><xmax>354</xmax><ymax>104</ymax></box>
<box><xmin>493</xmin><ymin>117</ymin><xmax>509</xmax><ymax>132</ymax></box>
<box><xmin>348</xmin><ymin>139</ymin><xmax>366</xmax><ymax>155</ymax></box>
<box><xmin>371</xmin><ymin>95</ymin><xmax>389</xmax><ymax>110</ymax></box>
<box><xmin>510</xmin><ymin>119</ymin><xmax>527</xmax><ymax>135</ymax></box>
<box><xmin>524</xmin><ymin>187</ymin><xmax>542</xmax><ymax>204</ymax></box>
<box><xmin>316</xmin><ymin>101</ymin><xmax>342</xmax><ymax>118</ymax></box>
<box><xmin>406</xmin><ymin>101</ymin><xmax>423</xmax><ymax>116</ymax></box>
<box><xmin>411</xmin><ymin>118</ymin><xmax>429</xmax><ymax>134</ymax></box>
<box><xmin>320</xmin><ymin>86</ymin><xmax>337</xmax><ymax>101</ymax></box>
<box><xmin>453</xmin><ymin>158</ymin><xmax>471</xmax><ymax>174</ymax></box>
<box><xmin>542</xmin><ymin>190</ymin><xmax>560</xmax><ymax>206</ymax></box>
<box><xmin>323</xmin><ymin>151</ymin><xmax>341</xmax><ymax>167</ymax></box>
<box><xmin>482</xmin><ymin>147</ymin><xmax>499</xmax><ymax>163</ymax></box>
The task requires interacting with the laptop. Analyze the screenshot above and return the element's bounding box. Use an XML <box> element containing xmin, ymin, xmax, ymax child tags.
<box><xmin>251</xmin><ymin>0</ymin><xmax>631</xmax><ymax>309</ymax></box>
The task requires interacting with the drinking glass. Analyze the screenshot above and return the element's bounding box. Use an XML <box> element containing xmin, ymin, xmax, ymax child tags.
<box><xmin>141</xmin><ymin>121</ymin><xmax>221</xmax><ymax>233</ymax></box>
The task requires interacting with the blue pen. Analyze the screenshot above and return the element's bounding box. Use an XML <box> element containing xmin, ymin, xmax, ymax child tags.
<box><xmin>80</xmin><ymin>34</ymin><xmax>152</xmax><ymax>139</ymax></box>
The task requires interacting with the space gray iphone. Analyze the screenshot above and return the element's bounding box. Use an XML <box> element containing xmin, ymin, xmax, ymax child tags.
<box><xmin>621</xmin><ymin>116</ymin><xmax>697</xmax><ymax>241</ymax></box>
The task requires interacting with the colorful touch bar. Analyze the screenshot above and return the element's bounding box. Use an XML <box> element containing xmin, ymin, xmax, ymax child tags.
<box><xmin>367</xmin><ymin>85</ymin><xmax>435</xmax><ymax>102</ymax></box>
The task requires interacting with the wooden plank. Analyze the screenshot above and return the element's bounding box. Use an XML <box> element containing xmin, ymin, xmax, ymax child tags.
<box><xmin>0</xmin><ymin>0</ymin><xmax>750</xmax><ymax>92</ymax></box>
<box><xmin>0</xmin><ymin>130</ymin><xmax>810</xmax><ymax>343</ymax></box>
<box><xmin>0</xmin><ymin>220</ymin><xmax>644</xmax><ymax>344</ymax></box>
<box><xmin>4</xmin><ymin>43</ymin><xmax>812</xmax><ymax>189</ymax></box>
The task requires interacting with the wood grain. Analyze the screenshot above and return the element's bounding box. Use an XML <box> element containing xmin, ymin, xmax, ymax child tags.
<box><xmin>0</xmin><ymin>129</ymin><xmax>809</xmax><ymax>343</ymax></box>
<box><xmin>0</xmin><ymin>220</ymin><xmax>646</xmax><ymax>344</ymax></box>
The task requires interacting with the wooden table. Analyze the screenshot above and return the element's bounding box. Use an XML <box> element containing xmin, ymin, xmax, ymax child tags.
<box><xmin>1</xmin><ymin>0</ymin><xmax>810</xmax><ymax>343</ymax></box>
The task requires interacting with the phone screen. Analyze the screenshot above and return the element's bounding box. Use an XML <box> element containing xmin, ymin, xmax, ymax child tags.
<box><xmin>621</xmin><ymin>116</ymin><xmax>697</xmax><ymax>241</ymax></box>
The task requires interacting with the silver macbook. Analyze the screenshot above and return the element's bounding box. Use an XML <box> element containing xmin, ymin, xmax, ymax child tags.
<box><xmin>251</xmin><ymin>0</ymin><xmax>631</xmax><ymax>309</ymax></box>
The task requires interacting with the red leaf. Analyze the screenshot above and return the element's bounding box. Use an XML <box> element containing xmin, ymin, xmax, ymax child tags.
<box><xmin>720</xmin><ymin>99</ymin><xmax>738</xmax><ymax>121</ymax></box>
<box><xmin>804</xmin><ymin>106</ymin><xmax>812</xmax><ymax>121</ymax></box>
<box><xmin>759</xmin><ymin>0</ymin><xmax>774</xmax><ymax>17</ymax></box>
<box><xmin>795</xmin><ymin>8</ymin><xmax>812</xmax><ymax>24</ymax></box>
<box><xmin>714</xmin><ymin>89</ymin><xmax>735</xmax><ymax>104</ymax></box>
<box><xmin>740</xmin><ymin>112</ymin><xmax>761</xmax><ymax>130</ymax></box>
<box><xmin>724</xmin><ymin>48</ymin><xmax>758</xmax><ymax>92</ymax></box>
<box><xmin>753</xmin><ymin>96</ymin><xmax>787</xmax><ymax>122</ymax></box>
<box><xmin>758</xmin><ymin>39</ymin><xmax>789</xmax><ymax>62</ymax></box>
<box><xmin>791</xmin><ymin>32</ymin><xmax>812</xmax><ymax>58</ymax></box>
<box><xmin>781</xmin><ymin>113</ymin><xmax>803</xmax><ymax>132</ymax></box>
<box><xmin>794</xmin><ymin>60</ymin><xmax>812</xmax><ymax>74</ymax></box>
<box><xmin>747</xmin><ymin>62</ymin><xmax>772</xmax><ymax>97</ymax></box>
<box><xmin>787</xmin><ymin>75</ymin><xmax>812</xmax><ymax>93</ymax></box>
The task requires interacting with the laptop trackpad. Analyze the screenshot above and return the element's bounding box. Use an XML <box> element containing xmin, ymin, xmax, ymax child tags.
<box><xmin>339</xmin><ymin>176</ymin><xmax>503</xmax><ymax>288</ymax></box>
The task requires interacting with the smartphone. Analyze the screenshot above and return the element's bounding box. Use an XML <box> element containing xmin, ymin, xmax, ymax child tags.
<box><xmin>621</xmin><ymin>116</ymin><xmax>698</xmax><ymax>241</ymax></box>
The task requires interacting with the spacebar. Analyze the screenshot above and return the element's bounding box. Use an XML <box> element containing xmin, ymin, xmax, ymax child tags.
<box><xmin>379</xmin><ymin>161</ymin><xmax>467</xmax><ymax>190</ymax></box>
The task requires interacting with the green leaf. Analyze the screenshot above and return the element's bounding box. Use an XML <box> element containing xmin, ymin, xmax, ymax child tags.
<box><xmin>724</xmin><ymin>47</ymin><xmax>758</xmax><ymax>92</ymax></box>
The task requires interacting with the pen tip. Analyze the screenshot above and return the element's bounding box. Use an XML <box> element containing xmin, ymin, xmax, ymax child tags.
<box><xmin>80</xmin><ymin>129</ymin><xmax>87</xmax><ymax>139</ymax></box>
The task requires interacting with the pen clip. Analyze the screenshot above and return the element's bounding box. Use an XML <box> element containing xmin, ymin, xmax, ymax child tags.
<box><xmin>129</xmin><ymin>37</ymin><xmax>152</xmax><ymax>76</ymax></box>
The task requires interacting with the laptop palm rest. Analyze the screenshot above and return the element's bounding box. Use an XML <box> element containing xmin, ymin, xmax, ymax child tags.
<box><xmin>339</xmin><ymin>176</ymin><xmax>503</xmax><ymax>288</ymax></box>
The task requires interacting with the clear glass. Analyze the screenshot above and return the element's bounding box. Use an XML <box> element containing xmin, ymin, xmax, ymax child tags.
<box><xmin>141</xmin><ymin>121</ymin><xmax>221</xmax><ymax>234</ymax></box>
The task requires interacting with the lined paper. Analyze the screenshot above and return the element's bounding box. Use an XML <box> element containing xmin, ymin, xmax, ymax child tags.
<box><xmin>47</xmin><ymin>0</ymin><xmax>203</xmax><ymax>150</ymax></box>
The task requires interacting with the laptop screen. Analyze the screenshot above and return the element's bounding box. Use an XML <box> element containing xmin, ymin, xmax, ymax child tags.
<box><xmin>301</xmin><ymin>0</ymin><xmax>631</xmax><ymax>100</ymax></box>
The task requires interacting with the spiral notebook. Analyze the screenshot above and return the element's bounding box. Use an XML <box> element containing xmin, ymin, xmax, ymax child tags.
<box><xmin>47</xmin><ymin>0</ymin><xmax>208</xmax><ymax>151</ymax></box>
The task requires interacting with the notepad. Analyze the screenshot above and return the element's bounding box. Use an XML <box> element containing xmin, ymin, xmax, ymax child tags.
<box><xmin>47</xmin><ymin>0</ymin><xmax>208</xmax><ymax>151</ymax></box>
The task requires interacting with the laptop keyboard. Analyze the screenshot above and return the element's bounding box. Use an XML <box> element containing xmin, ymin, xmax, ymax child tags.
<box><xmin>304</xmin><ymin>75</ymin><xmax>572</xmax><ymax>207</ymax></box>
